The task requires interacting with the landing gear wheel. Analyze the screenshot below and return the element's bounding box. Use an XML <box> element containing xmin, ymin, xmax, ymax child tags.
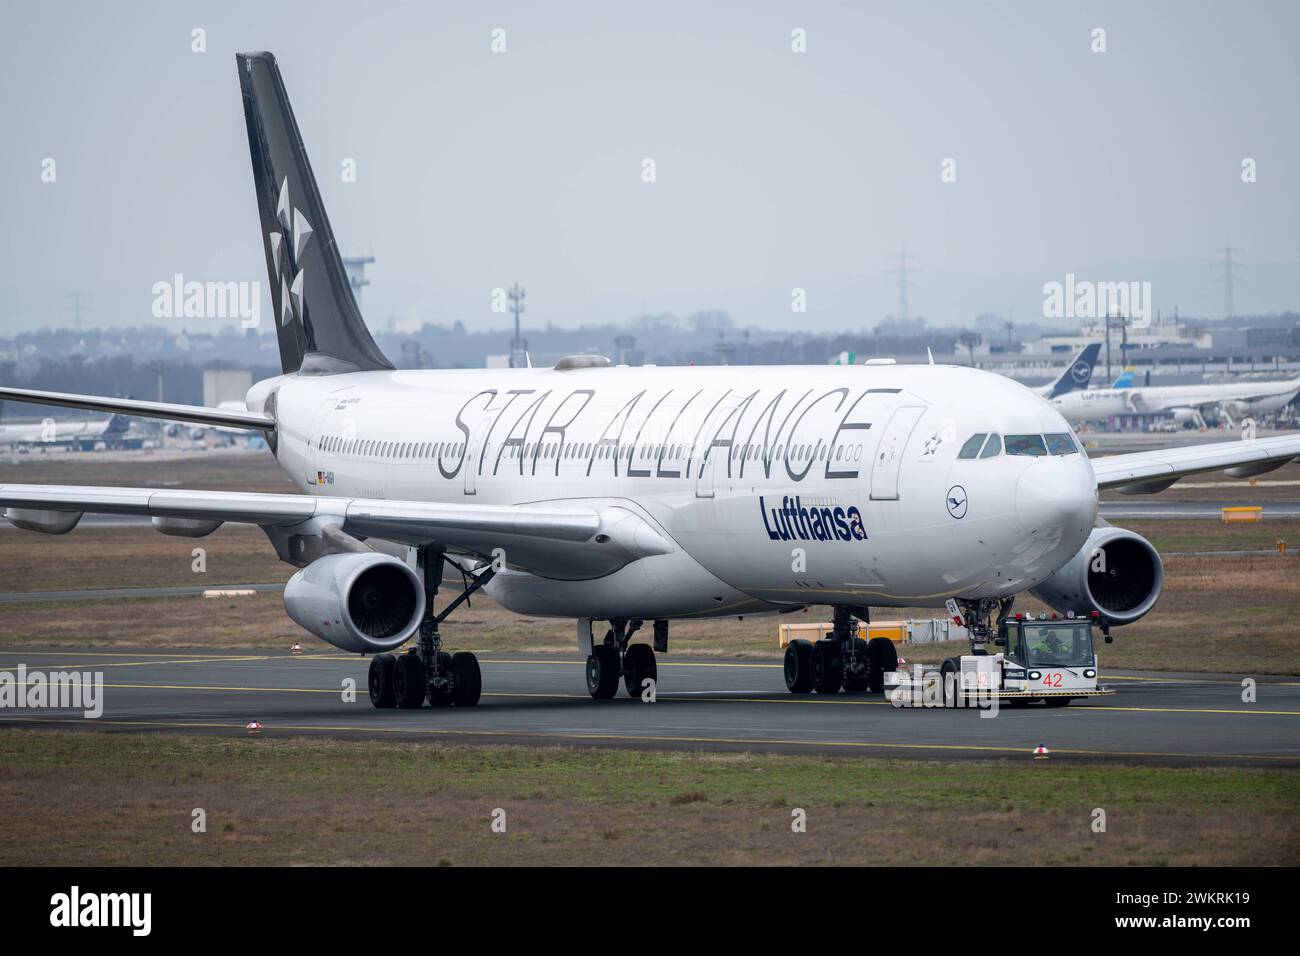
<box><xmin>841</xmin><ymin>638</ymin><xmax>870</xmax><ymax>692</ymax></box>
<box><xmin>811</xmin><ymin>640</ymin><xmax>843</xmax><ymax>694</ymax></box>
<box><xmin>865</xmin><ymin>637</ymin><xmax>898</xmax><ymax>693</ymax></box>
<box><xmin>450</xmin><ymin>651</ymin><xmax>481</xmax><ymax>707</ymax></box>
<box><xmin>784</xmin><ymin>638</ymin><xmax>813</xmax><ymax>693</ymax></box>
<box><xmin>368</xmin><ymin>653</ymin><xmax>397</xmax><ymax>709</ymax></box>
<box><xmin>586</xmin><ymin>643</ymin><xmax>620</xmax><ymax>699</ymax></box>
<box><xmin>1044</xmin><ymin>697</ymin><xmax>1071</xmax><ymax>708</ymax></box>
<box><xmin>426</xmin><ymin>651</ymin><xmax>453</xmax><ymax>707</ymax></box>
<box><xmin>940</xmin><ymin>659</ymin><xmax>959</xmax><ymax>708</ymax></box>
<box><xmin>393</xmin><ymin>653</ymin><xmax>427</xmax><ymax>709</ymax></box>
<box><xmin>623</xmin><ymin>643</ymin><xmax>657</xmax><ymax>698</ymax></box>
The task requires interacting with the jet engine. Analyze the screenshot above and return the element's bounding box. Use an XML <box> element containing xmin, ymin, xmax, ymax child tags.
<box><xmin>1028</xmin><ymin>526</ymin><xmax>1164</xmax><ymax>625</ymax></box>
<box><xmin>283</xmin><ymin>552</ymin><xmax>425</xmax><ymax>653</ymax></box>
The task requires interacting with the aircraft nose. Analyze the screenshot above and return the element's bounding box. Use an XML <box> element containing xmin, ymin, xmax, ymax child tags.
<box><xmin>1015</xmin><ymin>459</ymin><xmax>1095</xmax><ymax>539</ymax></box>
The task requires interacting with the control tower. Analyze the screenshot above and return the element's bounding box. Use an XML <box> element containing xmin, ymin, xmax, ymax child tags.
<box><xmin>342</xmin><ymin>254</ymin><xmax>374</xmax><ymax>311</ymax></box>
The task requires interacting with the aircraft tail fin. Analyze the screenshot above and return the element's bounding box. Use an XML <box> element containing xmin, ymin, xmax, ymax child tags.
<box><xmin>1112</xmin><ymin>366</ymin><xmax>1137</xmax><ymax>389</ymax></box>
<box><xmin>236</xmin><ymin>52</ymin><xmax>392</xmax><ymax>376</ymax></box>
<box><xmin>1045</xmin><ymin>342</ymin><xmax>1101</xmax><ymax>398</ymax></box>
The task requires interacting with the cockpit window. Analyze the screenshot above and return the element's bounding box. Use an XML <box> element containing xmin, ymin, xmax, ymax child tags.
<box><xmin>1004</xmin><ymin>434</ymin><xmax>1048</xmax><ymax>456</ymax></box>
<box><xmin>958</xmin><ymin>434</ymin><xmax>987</xmax><ymax>459</ymax></box>
<box><xmin>979</xmin><ymin>433</ymin><xmax>1002</xmax><ymax>458</ymax></box>
<box><xmin>1045</xmin><ymin>432</ymin><xmax>1078</xmax><ymax>455</ymax></box>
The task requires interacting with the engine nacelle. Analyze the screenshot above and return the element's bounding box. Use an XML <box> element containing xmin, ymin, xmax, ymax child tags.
<box><xmin>1028</xmin><ymin>526</ymin><xmax>1164</xmax><ymax>625</ymax></box>
<box><xmin>283</xmin><ymin>552</ymin><xmax>425</xmax><ymax>653</ymax></box>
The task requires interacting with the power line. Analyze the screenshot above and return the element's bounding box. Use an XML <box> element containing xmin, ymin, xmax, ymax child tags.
<box><xmin>885</xmin><ymin>245</ymin><xmax>915</xmax><ymax>322</ymax></box>
<box><xmin>65</xmin><ymin>290</ymin><xmax>89</xmax><ymax>331</ymax></box>
<box><xmin>1211</xmin><ymin>240</ymin><xmax>1243</xmax><ymax>320</ymax></box>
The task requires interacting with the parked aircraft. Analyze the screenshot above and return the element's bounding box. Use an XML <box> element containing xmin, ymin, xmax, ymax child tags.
<box><xmin>0</xmin><ymin>413</ymin><xmax>131</xmax><ymax>451</ymax></box>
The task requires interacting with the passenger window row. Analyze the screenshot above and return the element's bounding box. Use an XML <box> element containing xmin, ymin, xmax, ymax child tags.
<box><xmin>314</xmin><ymin>434</ymin><xmax>870</xmax><ymax>465</ymax></box>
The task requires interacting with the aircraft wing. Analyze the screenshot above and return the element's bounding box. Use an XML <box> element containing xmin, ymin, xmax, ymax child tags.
<box><xmin>0</xmin><ymin>386</ymin><xmax>274</xmax><ymax>431</ymax></box>
<box><xmin>0</xmin><ymin>484</ymin><xmax>672</xmax><ymax>575</ymax></box>
<box><xmin>1091</xmin><ymin>434</ymin><xmax>1300</xmax><ymax>493</ymax></box>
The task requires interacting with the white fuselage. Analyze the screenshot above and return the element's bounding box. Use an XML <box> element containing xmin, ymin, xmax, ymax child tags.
<box><xmin>1052</xmin><ymin>378</ymin><xmax>1300</xmax><ymax>424</ymax></box>
<box><xmin>256</xmin><ymin>363</ymin><xmax>1098</xmax><ymax>620</ymax></box>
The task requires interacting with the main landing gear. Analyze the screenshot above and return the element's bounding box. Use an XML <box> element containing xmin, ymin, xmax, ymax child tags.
<box><xmin>368</xmin><ymin>547</ymin><xmax>493</xmax><ymax>710</ymax></box>
<box><xmin>783</xmin><ymin>606</ymin><xmax>897</xmax><ymax>695</ymax></box>
<box><xmin>584</xmin><ymin>618</ymin><xmax>663</xmax><ymax>700</ymax></box>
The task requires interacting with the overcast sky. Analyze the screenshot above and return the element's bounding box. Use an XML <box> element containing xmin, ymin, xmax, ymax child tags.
<box><xmin>1</xmin><ymin>0</ymin><xmax>1297</xmax><ymax>335</ymax></box>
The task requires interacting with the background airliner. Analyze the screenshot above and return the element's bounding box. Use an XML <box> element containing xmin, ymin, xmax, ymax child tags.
<box><xmin>1052</xmin><ymin>372</ymin><xmax>1300</xmax><ymax>427</ymax></box>
<box><xmin>3</xmin><ymin>53</ymin><xmax>1298</xmax><ymax>711</ymax></box>
<box><xmin>0</xmin><ymin>412</ymin><xmax>131</xmax><ymax>451</ymax></box>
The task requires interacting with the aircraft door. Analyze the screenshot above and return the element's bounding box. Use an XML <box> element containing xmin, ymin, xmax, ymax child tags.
<box><xmin>307</xmin><ymin>399</ymin><xmax>335</xmax><ymax>488</ymax></box>
<box><xmin>464</xmin><ymin>417</ymin><xmax>492</xmax><ymax>495</ymax></box>
<box><xmin>694</xmin><ymin>395</ymin><xmax>745</xmax><ymax>499</ymax></box>
<box><xmin>869</xmin><ymin>405</ymin><xmax>925</xmax><ymax>500</ymax></box>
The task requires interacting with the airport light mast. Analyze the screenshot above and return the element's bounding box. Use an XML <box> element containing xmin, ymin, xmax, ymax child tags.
<box><xmin>508</xmin><ymin>283</ymin><xmax>527</xmax><ymax>368</ymax></box>
<box><xmin>1105</xmin><ymin>313</ymin><xmax>1129</xmax><ymax>384</ymax></box>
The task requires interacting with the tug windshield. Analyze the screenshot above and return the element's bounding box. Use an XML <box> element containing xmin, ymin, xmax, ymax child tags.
<box><xmin>1023</xmin><ymin>622</ymin><xmax>1094</xmax><ymax>668</ymax></box>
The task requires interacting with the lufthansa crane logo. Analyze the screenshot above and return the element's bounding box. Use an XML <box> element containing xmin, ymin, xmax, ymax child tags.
<box><xmin>1070</xmin><ymin>361</ymin><xmax>1091</xmax><ymax>384</ymax></box>
<box><xmin>945</xmin><ymin>485</ymin><xmax>968</xmax><ymax>519</ymax></box>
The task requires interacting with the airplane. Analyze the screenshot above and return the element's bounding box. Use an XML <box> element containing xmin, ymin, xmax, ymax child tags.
<box><xmin>1051</xmin><ymin>372</ymin><xmax>1300</xmax><ymax>428</ymax></box>
<box><xmin>1111</xmin><ymin>366</ymin><xmax>1136</xmax><ymax>389</ymax></box>
<box><xmin>0</xmin><ymin>412</ymin><xmax>132</xmax><ymax>451</ymax></box>
<box><xmin>3</xmin><ymin>52</ymin><xmax>1299</xmax><ymax>710</ymax></box>
<box><xmin>171</xmin><ymin>401</ymin><xmax>256</xmax><ymax>444</ymax></box>
<box><xmin>1031</xmin><ymin>342</ymin><xmax>1101</xmax><ymax>399</ymax></box>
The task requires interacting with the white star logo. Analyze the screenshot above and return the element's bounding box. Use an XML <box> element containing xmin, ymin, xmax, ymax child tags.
<box><xmin>268</xmin><ymin>177</ymin><xmax>313</xmax><ymax>328</ymax></box>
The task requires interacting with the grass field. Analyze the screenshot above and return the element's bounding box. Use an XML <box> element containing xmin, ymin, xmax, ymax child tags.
<box><xmin>0</xmin><ymin>730</ymin><xmax>1294</xmax><ymax>866</ymax></box>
